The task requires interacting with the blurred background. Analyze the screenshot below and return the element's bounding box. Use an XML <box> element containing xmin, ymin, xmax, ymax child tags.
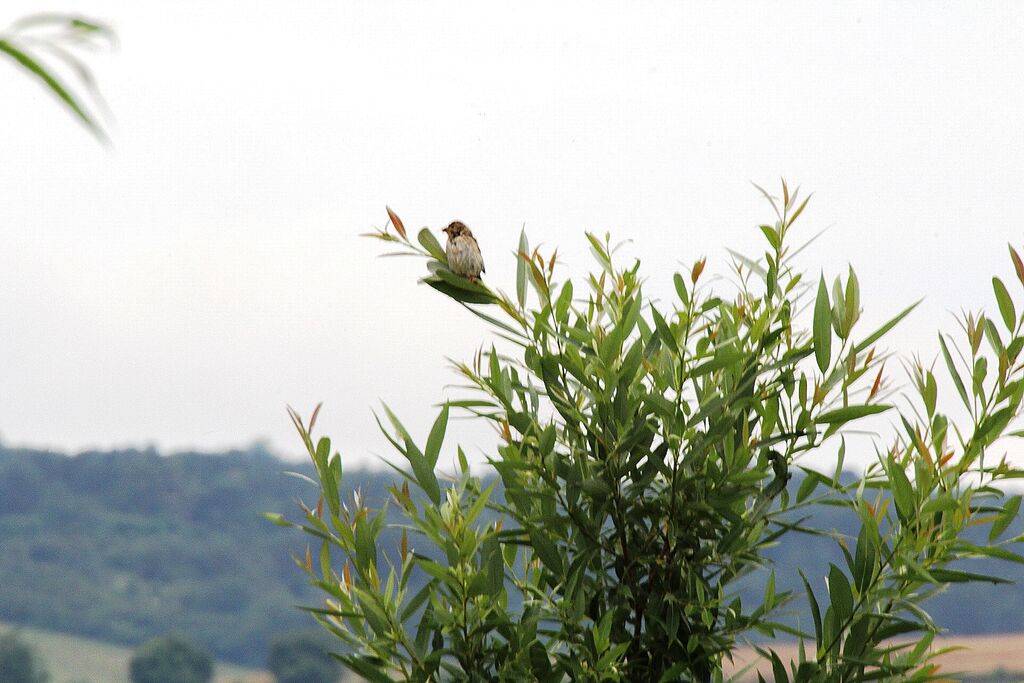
<box><xmin>3</xmin><ymin>2</ymin><xmax>1024</xmax><ymax>681</ymax></box>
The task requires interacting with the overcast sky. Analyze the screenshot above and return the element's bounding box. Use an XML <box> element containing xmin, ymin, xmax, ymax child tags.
<box><xmin>3</xmin><ymin>2</ymin><xmax>1023</xmax><ymax>467</ymax></box>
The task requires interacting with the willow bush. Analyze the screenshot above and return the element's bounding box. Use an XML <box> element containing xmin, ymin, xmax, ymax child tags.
<box><xmin>269</xmin><ymin>184</ymin><xmax>1024</xmax><ymax>682</ymax></box>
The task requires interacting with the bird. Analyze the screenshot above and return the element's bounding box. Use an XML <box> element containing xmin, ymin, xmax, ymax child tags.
<box><xmin>442</xmin><ymin>221</ymin><xmax>485</xmax><ymax>283</ymax></box>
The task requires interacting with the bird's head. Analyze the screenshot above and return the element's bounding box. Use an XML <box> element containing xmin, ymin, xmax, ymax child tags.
<box><xmin>443</xmin><ymin>221</ymin><xmax>470</xmax><ymax>238</ymax></box>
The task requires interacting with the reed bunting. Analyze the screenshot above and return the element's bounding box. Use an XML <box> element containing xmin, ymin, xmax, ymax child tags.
<box><xmin>442</xmin><ymin>221</ymin><xmax>485</xmax><ymax>282</ymax></box>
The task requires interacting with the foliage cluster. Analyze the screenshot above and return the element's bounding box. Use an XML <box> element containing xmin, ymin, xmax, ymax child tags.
<box><xmin>0</xmin><ymin>631</ymin><xmax>49</xmax><ymax>683</ymax></box>
<box><xmin>129</xmin><ymin>635</ymin><xmax>212</xmax><ymax>683</ymax></box>
<box><xmin>278</xmin><ymin>187</ymin><xmax>1024</xmax><ymax>682</ymax></box>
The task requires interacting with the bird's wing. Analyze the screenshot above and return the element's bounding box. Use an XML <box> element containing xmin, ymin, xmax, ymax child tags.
<box><xmin>471</xmin><ymin>235</ymin><xmax>485</xmax><ymax>272</ymax></box>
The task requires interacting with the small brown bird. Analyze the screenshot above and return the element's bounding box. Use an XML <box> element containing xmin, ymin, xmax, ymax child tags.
<box><xmin>442</xmin><ymin>221</ymin><xmax>485</xmax><ymax>283</ymax></box>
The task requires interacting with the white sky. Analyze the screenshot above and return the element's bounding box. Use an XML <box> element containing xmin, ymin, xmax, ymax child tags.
<box><xmin>2</xmin><ymin>2</ymin><xmax>1023</xmax><ymax>466</ymax></box>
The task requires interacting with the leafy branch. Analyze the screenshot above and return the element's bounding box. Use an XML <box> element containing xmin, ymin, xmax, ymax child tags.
<box><xmin>1</xmin><ymin>13</ymin><xmax>115</xmax><ymax>143</ymax></box>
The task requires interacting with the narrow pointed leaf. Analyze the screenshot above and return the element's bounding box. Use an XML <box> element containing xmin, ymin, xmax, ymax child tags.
<box><xmin>517</xmin><ymin>229</ymin><xmax>529</xmax><ymax>308</ymax></box>
<box><xmin>853</xmin><ymin>300</ymin><xmax>921</xmax><ymax>353</ymax></box>
<box><xmin>828</xmin><ymin>564</ymin><xmax>853</xmax><ymax>623</ymax></box>
<box><xmin>0</xmin><ymin>40</ymin><xmax>104</xmax><ymax>141</ymax></box>
<box><xmin>386</xmin><ymin>206</ymin><xmax>407</xmax><ymax>239</ymax></box>
<box><xmin>939</xmin><ymin>334</ymin><xmax>971</xmax><ymax>410</ymax></box>
<box><xmin>993</xmin><ymin>277</ymin><xmax>1017</xmax><ymax>330</ymax></box>
<box><xmin>814</xmin><ymin>276</ymin><xmax>832</xmax><ymax>372</ymax></box>
<box><xmin>815</xmin><ymin>404</ymin><xmax>892</xmax><ymax>424</ymax></box>
<box><xmin>1011</xmin><ymin>244</ymin><xmax>1024</xmax><ymax>288</ymax></box>
<box><xmin>418</xmin><ymin>227</ymin><xmax>447</xmax><ymax>261</ymax></box>
<box><xmin>424</xmin><ymin>403</ymin><xmax>449</xmax><ymax>468</ymax></box>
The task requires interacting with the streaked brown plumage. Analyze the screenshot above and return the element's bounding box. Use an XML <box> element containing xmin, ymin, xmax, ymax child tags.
<box><xmin>442</xmin><ymin>221</ymin><xmax>485</xmax><ymax>283</ymax></box>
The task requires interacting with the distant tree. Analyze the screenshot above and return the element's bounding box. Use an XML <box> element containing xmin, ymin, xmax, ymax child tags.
<box><xmin>128</xmin><ymin>636</ymin><xmax>212</xmax><ymax>683</ymax></box>
<box><xmin>0</xmin><ymin>631</ymin><xmax>49</xmax><ymax>683</ymax></box>
<box><xmin>267</xmin><ymin>631</ymin><xmax>341</xmax><ymax>683</ymax></box>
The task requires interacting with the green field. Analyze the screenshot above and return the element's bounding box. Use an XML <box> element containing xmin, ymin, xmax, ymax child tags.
<box><xmin>1</xmin><ymin>621</ymin><xmax>272</xmax><ymax>683</ymax></box>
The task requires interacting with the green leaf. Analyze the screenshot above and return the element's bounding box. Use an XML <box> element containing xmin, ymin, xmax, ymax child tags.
<box><xmin>852</xmin><ymin>526</ymin><xmax>875</xmax><ymax>593</ymax></box>
<box><xmin>763</xmin><ymin>570</ymin><xmax>777</xmax><ymax>609</ymax></box>
<box><xmin>985</xmin><ymin>317</ymin><xmax>1006</xmax><ymax>355</ymax></box>
<box><xmin>923</xmin><ymin>371</ymin><xmax>937</xmax><ymax>416</ymax></box>
<box><xmin>418</xmin><ymin>227</ymin><xmax>447</xmax><ymax>261</ymax></box>
<box><xmin>381</xmin><ymin>402</ymin><xmax>415</xmax><ymax>446</ymax></box>
<box><xmin>555</xmin><ymin>281</ymin><xmax>573</xmax><ymax>322</ymax></box>
<box><xmin>770</xmin><ymin>650</ymin><xmax>789</xmax><ymax>683</ymax></box>
<box><xmin>888</xmin><ymin>461</ymin><xmax>915</xmax><ymax>523</ymax></box>
<box><xmin>928</xmin><ymin>568</ymin><xmax>1012</xmax><ymax>584</ymax></box>
<box><xmin>416</xmin><ymin>557</ymin><xmax>457</xmax><ymax>587</ymax></box>
<box><xmin>796</xmin><ymin>470</ymin><xmax>819</xmax><ymax>503</ymax></box>
<box><xmin>993</xmin><ymin>277</ymin><xmax>1017</xmax><ymax>331</ymax></box>
<box><xmin>1011</xmin><ymin>244</ymin><xmax>1024</xmax><ymax>288</ymax></box>
<box><xmin>673</xmin><ymin>272</ymin><xmax>689</xmax><ymax>306</ymax></box>
<box><xmin>0</xmin><ymin>39</ymin><xmax>105</xmax><ymax>142</ymax></box>
<box><xmin>845</xmin><ymin>266</ymin><xmax>861</xmax><ymax>332</ymax></box>
<box><xmin>586</xmin><ymin>232</ymin><xmax>613</xmax><ymax>272</ymax></box>
<box><xmin>382</xmin><ymin>403</ymin><xmax>440</xmax><ymax>504</ymax></box>
<box><xmin>659</xmin><ymin>663</ymin><xmax>689</xmax><ymax>683</ymax></box>
<box><xmin>319</xmin><ymin>540</ymin><xmax>331</xmax><ymax>581</ymax></box>
<box><xmin>828</xmin><ymin>563</ymin><xmax>853</xmax><ymax>623</ymax></box>
<box><xmin>813</xmin><ymin>276</ymin><xmax>832</xmax><ymax>373</ymax></box>
<box><xmin>991</xmin><ymin>495</ymin><xmax>1022</xmax><ymax>542</ymax></box>
<box><xmin>760</xmin><ymin>224</ymin><xmax>781</xmax><ymax>250</ymax></box>
<box><xmin>799</xmin><ymin>571</ymin><xmax>822</xmax><ymax>644</ymax></box>
<box><xmin>423</xmin><ymin>275</ymin><xmax>494</xmax><ymax>305</ymax></box>
<box><xmin>650</xmin><ymin>306</ymin><xmax>678</xmax><ymax>355</ymax></box>
<box><xmin>409</xmin><ymin>456</ymin><xmax>438</xmax><ymax>505</ymax></box>
<box><xmin>313</xmin><ymin>437</ymin><xmax>331</xmax><ymax>479</ymax></box>
<box><xmin>529</xmin><ymin>528</ymin><xmax>563</xmax><ymax>575</ymax></box>
<box><xmin>342</xmin><ymin>655</ymin><xmax>394</xmax><ymax>683</ymax></box>
<box><xmin>580</xmin><ymin>477</ymin><xmax>611</xmax><ymax>499</ymax></box>
<box><xmin>973</xmin><ymin>356</ymin><xmax>988</xmax><ymax>399</ymax></box>
<box><xmin>789</xmin><ymin>194</ymin><xmax>812</xmax><ymax>226</ymax></box>
<box><xmin>483</xmin><ymin>535</ymin><xmax>505</xmax><ymax>597</ymax></box>
<box><xmin>977</xmin><ymin>406</ymin><xmax>1013</xmax><ymax>445</ymax></box>
<box><xmin>517</xmin><ymin>229</ymin><xmax>530</xmax><ymax>308</ymax></box>
<box><xmin>815</xmin><ymin>404</ymin><xmax>892</xmax><ymax>424</ymax></box>
<box><xmin>261</xmin><ymin>512</ymin><xmax>293</xmax><ymax>527</ymax></box>
<box><xmin>961</xmin><ymin>543</ymin><xmax>1024</xmax><ymax>564</ymax></box>
<box><xmin>465</xmin><ymin>481</ymin><xmax>496</xmax><ymax>526</ymax></box>
<box><xmin>400</xmin><ymin>580</ymin><xmax>436</xmax><ymax>622</ymax></box>
<box><xmin>939</xmin><ymin>334</ymin><xmax>972</xmax><ymax>410</ymax></box>
<box><xmin>844</xmin><ymin>616</ymin><xmax>869</xmax><ymax>660</ymax></box>
<box><xmin>424</xmin><ymin>403</ymin><xmax>449</xmax><ymax>468</ymax></box>
<box><xmin>353</xmin><ymin>513</ymin><xmax>379</xmax><ymax>571</ymax></box>
<box><xmin>921</xmin><ymin>493</ymin><xmax>957</xmax><ymax>515</ymax></box>
<box><xmin>853</xmin><ymin>300</ymin><xmax>921</xmax><ymax>353</ymax></box>
<box><xmin>831</xmin><ymin>276</ymin><xmax>847</xmax><ymax>339</ymax></box>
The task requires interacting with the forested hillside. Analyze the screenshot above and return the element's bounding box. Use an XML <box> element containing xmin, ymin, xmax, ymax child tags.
<box><xmin>0</xmin><ymin>444</ymin><xmax>396</xmax><ymax>665</ymax></box>
<box><xmin>1</xmin><ymin>445</ymin><xmax>1022</xmax><ymax>667</ymax></box>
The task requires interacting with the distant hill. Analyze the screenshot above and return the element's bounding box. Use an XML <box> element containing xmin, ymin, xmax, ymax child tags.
<box><xmin>0</xmin><ymin>444</ymin><xmax>396</xmax><ymax>666</ymax></box>
<box><xmin>1</xmin><ymin>444</ymin><xmax>1023</xmax><ymax>668</ymax></box>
